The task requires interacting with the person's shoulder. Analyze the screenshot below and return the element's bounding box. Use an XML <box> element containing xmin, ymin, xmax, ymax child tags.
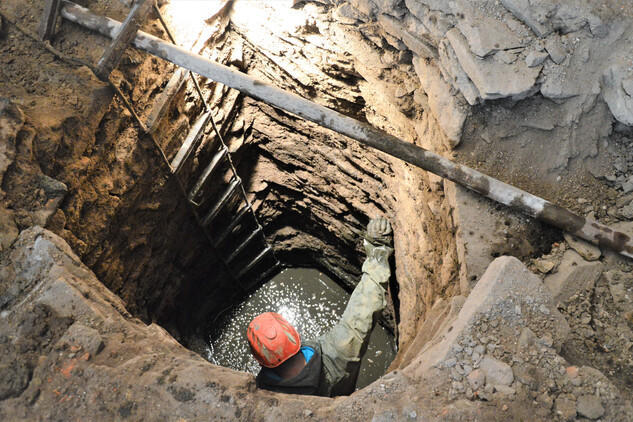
<box><xmin>301</xmin><ymin>338</ymin><xmax>320</xmax><ymax>350</ymax></box>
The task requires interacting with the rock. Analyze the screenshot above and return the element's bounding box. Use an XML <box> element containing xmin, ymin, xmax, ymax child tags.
<box><xmin>537</xmin><ymin>393</ymin><xmax>554</xmax><ymax>409</ymax></box>
<box><xmin>500</xmin><ymin>0</ymin><xmax>553</xmax><ymax>37</ymax></box>
<box><xmin>576</xmin><ymin>395</ymin><xmax>605</xmax><ymax>420</ymax></box>
<box><xmin>348</xmin><ymin>0</ymin><xmax>375</xmax><ymax>17</ymax></box>
<box><xmin>444</xmin><ymin>183</ymin><xmax>510</xmax><ymax>293</ymax></box>
<box><xmin>622</xmin><ymin>179</ymin><xmax>633</xmax><ymax>194</ymax></box>
<box><xmin>0</xmin><ymin>343</ymin><xmax>31</xmax><ymax>400</ymax></box>
<box><xmin>545</xmin><ymin>37</ymin><xmax>566</xmax><ymax>64</ymax></box>
<box><xmin>378</xmin><ymin>14</ymin><xmax>436</xmax><ymax>59</ymax></box>
<box><xmin>495</xmin><ymin>50</ymin><xmax>518</xmax><ymax>65</ymax></box>
<box><xmin>412</xmin><ymin>56</ymin><xmax>467</xmax><ymax>146</ymax></box>
<box><xmin>562</xmin><ymin>233</ymin><xmax>601</xmax><ymax>261</ymax></box>
<box><xmin>533</xmin><ymin>258</ymin><xmax>554</xmax><ymax>273</ymax></box>
<box><xmin>565</xmin><ymin>366</ymin><xmax>579</xmax><ymax>379</ymax></box>
<box><xmin>541</xmin><ymin>66</ymin><xmax>600</xmax><ymax>99</ymax></box>
<box><xmin>603</xmin><ymin>63</ymin><xmax>633</xmax><ymax>126</ymax></box>
<box><xmin>494</xmin><ymin>384</ymin><xmax>516</xmax><ymax>396</ymax></box>
<box><xmin>513</xmin><ymin>363</ymin><xmax>543</xmax><ymax>391</ymax></box>
<box><xmin>538</xmin><ymin>334</ymin><xmax>553</xmax><ymax>348</ymax></box>
<box><xmin>369</xmin><ymin>0</ymin><xmax>401</xmax><ymax>13</ymax></box>
<box><xmin>0</xmin><ymin>208</ymin><xmax>19</xmax><ymax>251</ymax></box>
<box><xmin>555</xmin><ymin>394</ymin><xmax>577</xmax><ymax>421</ymax></box>
<box><xmin>456</xmin><ymin>18</ymin><xmax>522</xmax><ymax>57</ymax></box>
<box><xmin>0</xmin><ymin>99</ymin><xmax>23</xmax><ymax>184</ymax></box>
<box><xmin>438</xmin><ymin>38</ymin><xmax>481</xmax><ymax>105</ymax></box>
<box><xmin>525</xmin><ymin>50</ymin><xmax>549</xmax><ymax>67</ymax></box>
<box><xmin>604</xmin><ymin>270</ymin><xmax>629</xmax><ymax>304</ymax></box>
<box><xmin>405</xmin><ymin>0</ymin><xmax>452</xmax><ymax>16</ymax></box>
<box><xmin>333</xmin><ymin>3</ymin><xmax>364</xmax><ymax>24</ymax></box>
<box><xmin>467</xmin><ymin>369</ymin><xmax>485</xmax><ymax>391</ymax></box>
<box><xmin>517</xmin><ymin>327</ymin><xmax>536</xmax><ymax>351</ymax></box>
<box><xmin>446</xmin><ymin>28</ymin><xmax>541</xmax><ymax>101</ymax></box>
<box><xmin>31</xmin><ymin>174</ymin><xmax>68</xmax><ymax>227</ymax></box>
<box><xmin>587</xmin><ymin>15</ymin><xmax>608</xmax><ymax>37</ymax></box>
<box><xmin>59</xmin><ymin>323</ymin><xmax>105</xmax><ymax>356</ymax></box>
<box><xmin>544</xmin><ymin>250</ymin><xmax>602</xmax><ymax>304</ymax></box>
<box><xmin>502</xmin><ymin>0</ymin><xmax>606</xmax><ymax>38</ymax></box>
<box><xmin>480</xmin><ymin>356</ymin><xmax>513</xmax><ymax>386</ymax></box>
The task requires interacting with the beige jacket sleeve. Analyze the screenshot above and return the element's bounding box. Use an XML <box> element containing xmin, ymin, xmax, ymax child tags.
<box><xmin>315</xmin><ymin>248</ymin><xmax>392</xmax><ymax>396</ymax></box>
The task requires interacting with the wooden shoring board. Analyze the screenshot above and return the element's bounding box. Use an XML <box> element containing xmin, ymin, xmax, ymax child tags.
<box><xmin>38</xmin><ymin>0</ymin><xmax>62</xmax><ymax>41</ymax></box>
<box><xmin>95</xmin><ymin>0</ymin><xmax>154</xmax><ymax>81</ymax></box>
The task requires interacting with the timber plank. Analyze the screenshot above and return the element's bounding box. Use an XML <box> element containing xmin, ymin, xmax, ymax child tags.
<box><xmin>95</xmin><ymin>0</ymin><xmax>154</xmax><ymax>81</ymax></box>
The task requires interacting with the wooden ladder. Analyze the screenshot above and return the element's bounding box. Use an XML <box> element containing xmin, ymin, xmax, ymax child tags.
<box><xmin>40</xmin><ymin>0</ymin><xmax>280</xmax><ymax>290</ymax></box>
<box><xmin>141</xmin><ymin>2</ymin><xmax>280</xmax><ymax>290</ymax></box>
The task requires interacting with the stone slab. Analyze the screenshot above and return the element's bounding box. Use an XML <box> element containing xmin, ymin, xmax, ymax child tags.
<box><xmin>500</xmin><ymin>0</ymin><xmax>553</xmax><ymax>37</ymax></box>
<box><xmin>438</xmin><ymin>38</ymin><xmax>480</xmax><ymax>105</ymax></box>
<box><xmin>378</xmin><ymin>13</ymin><xmax>436</xmax><ymax>59</ymax></box>
<box><xmin>562</xmin><ymin>233</ymin><xmax>601</xmax><ymax>261</ymax></box>
<box><xmin>480</xmin><ymin>355</ymin><xmax>513</xmax><ymax>386</ymax></box>
<box><xmin>456</xmin><ymin>18</ymin><xmax>522</xmax><ymax>58</ymax></box>
<box><xmin>544</xmin><ymin>249</ymin><xmax>602</xmax><ymax>304</ymax></box>
<box><xmin>603</xmin><ymin>63</ymin><xmax>633</xmax><ymax>126</ymax></box>
<box><xmin>412</xmin><ymin>56</ymin><xmax>466</xmax><ymax>146</ymax></box>
<box><xmin>446</xmin><ymin>28</ymin><xmax>541</xmax><ymax>101</ymax></box>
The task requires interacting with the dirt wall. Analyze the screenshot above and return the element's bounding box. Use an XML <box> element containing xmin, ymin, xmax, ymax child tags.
<box><xmin>0</xmin><ymin>0</ymin><xmax>229</xmax><ymax>335</ymax></box>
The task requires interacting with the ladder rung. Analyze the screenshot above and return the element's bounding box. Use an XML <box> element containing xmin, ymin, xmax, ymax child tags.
<box><xmin>227</xmin><ymin>227</ymin><xmax>263</xmax><ymax>263</ymax></box>
<box><xmin>189</xmin><ymin>146</ymin><xmax>228</xmax><ymax>201</ymax></box>
<box><xmin>243</xmin><ymin>262</ymin><xmax>280</xmax><ymax>291</ymax></box>
<box><xmin>213</xmin><ymin>204</ymin><xmax>252</xmax><ymax>247</ymax></box>
<box><xmin>145</xmin><ymin>67</ymin><xmax>188</xmax><ymax>133</ymax></box>
<box><xmin>202</xmin><ymin>177</ymin><xmax>241</xmax><ymax>226</ymax></box>
<box><xmin>236</xmin><ymin>246</ymin><xmax>273</xmax><ymax>279</ymax></box>
<box><xmin>171</xmin><ymin>111</ymin><xmax>211</xmax><ymax>173</ymax></box>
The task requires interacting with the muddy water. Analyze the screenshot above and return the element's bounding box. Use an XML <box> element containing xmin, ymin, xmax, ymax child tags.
<box><xmin>206</xmin><ymin>268</ymin><xmax>396</xmax><ymax>390</ymax></box>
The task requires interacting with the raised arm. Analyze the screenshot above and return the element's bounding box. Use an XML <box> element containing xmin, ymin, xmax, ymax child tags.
<box><xmin>316</xmin><ymin>218</ymin><xmax>394</xmax><ymax>396</ymax></box>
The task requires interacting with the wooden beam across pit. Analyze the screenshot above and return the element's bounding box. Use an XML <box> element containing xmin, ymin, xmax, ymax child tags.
<box><xmin>95</xmin><ymin>0</ymin><xmax>154</xmax><ymax>81</ymax></box>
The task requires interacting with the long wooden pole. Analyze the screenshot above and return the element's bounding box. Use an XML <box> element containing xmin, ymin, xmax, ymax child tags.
<box><xmin>59</xmin><ymin>0</ymin><xmax>633</xmax><ymax>259</ymax></box>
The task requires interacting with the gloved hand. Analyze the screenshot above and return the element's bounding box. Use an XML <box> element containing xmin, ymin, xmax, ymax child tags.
<box><xmin>364</xmin><ymin>217</ymin><xmax>393</xmax><ymax>264</ymax></box>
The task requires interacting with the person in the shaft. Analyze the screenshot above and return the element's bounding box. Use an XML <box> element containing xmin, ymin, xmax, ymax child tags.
<box><xmin>247</xmin><ymin>217</ymin><xmax>394</xmax><ymax>397</ymax></box>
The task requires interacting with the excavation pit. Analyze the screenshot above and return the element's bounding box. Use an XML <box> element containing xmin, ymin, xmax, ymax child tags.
<box><xmin>3</xmin><ymin>0</ymin><xmax>633</xmax><ymax>419</ymax></box>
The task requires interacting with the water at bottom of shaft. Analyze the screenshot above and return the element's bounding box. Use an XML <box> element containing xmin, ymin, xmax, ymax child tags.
<box><xmin>206</xmin><ymin>268</ymin><xmax>397</xmax><ymax>391</ymax></box>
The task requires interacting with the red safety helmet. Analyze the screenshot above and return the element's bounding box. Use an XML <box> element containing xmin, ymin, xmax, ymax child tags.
<box><xmin>247</xmin><ymin>312</ymin><xmax>301</xmax><ymax>368</ymax></box>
